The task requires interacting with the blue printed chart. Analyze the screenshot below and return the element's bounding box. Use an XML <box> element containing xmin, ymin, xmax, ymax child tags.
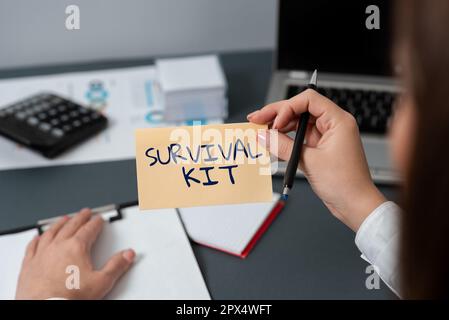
<box><xmin>0</xmin><ymin>66</ymin><xmax>223</xmax><ymax>171</ymax></box>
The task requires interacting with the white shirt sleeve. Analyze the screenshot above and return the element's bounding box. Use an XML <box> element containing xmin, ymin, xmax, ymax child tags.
<box><xmin>355</xmin><ymin>201</ymin><xmax>401</xmax><ymax>297</ymax></box>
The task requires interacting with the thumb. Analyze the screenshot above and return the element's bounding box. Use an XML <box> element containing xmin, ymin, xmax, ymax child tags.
<box><xmin>100</xmin><ymin>249</ymin><xmax>135</xmax><ymax>290</ymax></box>
<box><xmin>258</xmin><ymin>129</ymin><xmax>294</xmax><ymax>161</ymax></box>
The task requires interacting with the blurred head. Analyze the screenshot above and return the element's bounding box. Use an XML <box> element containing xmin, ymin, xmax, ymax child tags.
<box><xmin>390</xmin><ymin>0</ymin><xmax>449</xmax><ymax>299</ymax></box>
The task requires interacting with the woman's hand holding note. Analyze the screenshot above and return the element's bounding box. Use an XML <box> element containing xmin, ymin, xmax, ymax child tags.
<box><xmin>249</xmin><ymin>90</ymin><xmax>386</xmax><ymax>232</ymax></box>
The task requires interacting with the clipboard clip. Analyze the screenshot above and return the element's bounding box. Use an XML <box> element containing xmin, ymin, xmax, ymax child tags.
<box><xmin>36</xmin><ymin>204</ymin><xmax>123</xmax><ymax>235</ymax></box>
<box><xmin>0</xmin><ymin>200</ymin><xmax>138</xmax><ymax>236</ymax></box>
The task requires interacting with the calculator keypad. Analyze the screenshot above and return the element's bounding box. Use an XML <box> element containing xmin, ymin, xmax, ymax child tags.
<box><xmin>8</xmin><ymin>95</ymin><xmax>96</xmax><ymax>137</ymax></box>
<box><xmin>0</xmin><ymin>92</ymin><xmax>108</xmax><ymax>158</ymax></box>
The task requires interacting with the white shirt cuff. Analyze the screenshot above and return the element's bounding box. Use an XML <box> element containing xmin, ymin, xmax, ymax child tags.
<box><xmin>355</xmin><ymin>201</ymin><xmax>401</xmax><ymax>297</ymax></box>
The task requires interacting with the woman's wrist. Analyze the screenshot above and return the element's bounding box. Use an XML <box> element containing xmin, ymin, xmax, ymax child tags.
<box><xmin>346</xmin><ymin>183</ymin><xmax>387</xmax><ymax>232</ymax></box>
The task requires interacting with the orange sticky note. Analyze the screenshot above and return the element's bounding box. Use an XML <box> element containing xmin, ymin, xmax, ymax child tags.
<box><xmin>135</xmin><ymin>123</ymin><xmax>273</xmax><ymax>209</ymax></box>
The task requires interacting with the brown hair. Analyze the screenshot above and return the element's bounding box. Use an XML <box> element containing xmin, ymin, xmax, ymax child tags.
<box><xmin>395</xmin><ymin>0</ymin><xmax>449</xmax><ymax>299</ymax></box>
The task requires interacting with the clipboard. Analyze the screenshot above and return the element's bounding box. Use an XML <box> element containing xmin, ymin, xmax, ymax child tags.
<box><xmin>0</xmin><ymin>200</ymin><xmax>211</xmax><ymax>300</ymax></box>
<box><xmin>1</xmin><ymin>196</ymin><xmax>284</xmax><ymax>260</ymax></box>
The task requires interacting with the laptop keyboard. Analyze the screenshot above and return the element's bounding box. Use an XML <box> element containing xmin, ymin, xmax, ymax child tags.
<box><xmin>286</xmin><ymin>85</ymin><xmax>395</xmax><ymax>134</ymax></box>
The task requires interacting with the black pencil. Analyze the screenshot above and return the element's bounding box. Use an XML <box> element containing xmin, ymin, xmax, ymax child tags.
<box><xmin>281</xmin><ymin>70</ymin><xmax>318</xmax><ymax>201</ymax></box>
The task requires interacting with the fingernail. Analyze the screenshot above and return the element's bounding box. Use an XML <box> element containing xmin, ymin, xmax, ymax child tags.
<box><xmin>272</xmin><ymin>118</ymin><xmax>278</xmax><ymax>130</ymax></box>
<box><xmin>122</xmin><ymin>249</ymin><xmax>135</xmax><ymax>263</ymax></box>
<box><xmin>247</xmin><ymin>110</ymin><xmax>259</xmax><ymax>120</ymax></box>
<box><xmin>257</xmin><ymin>130</ymin><xmax>269</xmax><ymax>148</ymax></box>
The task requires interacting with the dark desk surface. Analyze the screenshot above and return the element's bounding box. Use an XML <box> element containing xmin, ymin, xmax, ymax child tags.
<box><xmin>0</xmin><ymin>50</ymin><xmax>396</xmax><ymax>299</ymax></box>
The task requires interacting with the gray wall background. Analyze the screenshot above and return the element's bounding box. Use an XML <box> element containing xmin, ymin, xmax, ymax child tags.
<box><xmin>0</xmin><ymin>0</ymin><xmax>277</xmax><ymax>70</ymax></box>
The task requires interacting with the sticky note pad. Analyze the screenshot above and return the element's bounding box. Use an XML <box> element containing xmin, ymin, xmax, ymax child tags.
<box><xmin>135</xmin><ymin>123</ymin><xmax>273</xmax><ymax>209</ymax></box>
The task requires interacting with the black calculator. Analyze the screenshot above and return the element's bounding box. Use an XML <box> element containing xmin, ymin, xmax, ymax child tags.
<box><xmin>0</xmin><ymin>92</ymin><xmax>108</xmax><ymax>158</ymax></box>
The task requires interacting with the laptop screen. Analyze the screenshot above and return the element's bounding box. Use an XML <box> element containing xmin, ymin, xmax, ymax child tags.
<box><xmin>277</xmin><ymin>0</ymin><xmax>393</xmax><ymax>76</ymax></box>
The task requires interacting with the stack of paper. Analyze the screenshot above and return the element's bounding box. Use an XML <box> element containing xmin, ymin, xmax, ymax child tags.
<box><xmin>155</xmin><ymin>55</ymin><xmax>227</xmax><ymax>121</ymax></box>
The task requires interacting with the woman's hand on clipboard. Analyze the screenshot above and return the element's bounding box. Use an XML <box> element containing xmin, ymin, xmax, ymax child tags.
<box><xmin>15</xmin><ymin>208</ymin><xmax>135</xmax><ymax>300</ymax></box>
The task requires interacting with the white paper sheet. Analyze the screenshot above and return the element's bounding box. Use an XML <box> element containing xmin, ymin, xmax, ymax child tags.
<box><xmin>0</xmin><ymin>66</ymin><xmax>222</xmax><ymax>171</ymax></box>
<box><xmin>0</xmin><ymin>229</ymin><xmax>38</xmax><ymax>299</ymax></box>
<box><xmin>93</xmin><ymin>207</ymin><xmax>210</xmax><ymax>300</ymax></box>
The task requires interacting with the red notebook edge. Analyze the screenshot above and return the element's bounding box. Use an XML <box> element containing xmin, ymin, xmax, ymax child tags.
<box><xmin>240</xmin><ymin>199</ymin><xmax>285</xmax><ymax>258</ymax></box>
<box><xmin>193</xmin><ymin>199</ymin><xmax>285</xmax><ymax>259</ymax></box>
